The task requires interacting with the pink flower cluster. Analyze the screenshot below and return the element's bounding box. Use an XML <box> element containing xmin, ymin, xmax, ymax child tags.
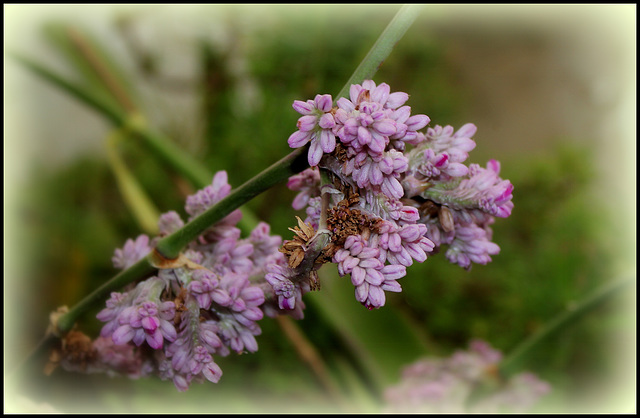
<box><xmin>92</xmin><ymin>171</ymin><xmax>287</xmax><ymax>391</ymax></box>
<box><xmin>383</xmin><ymin>340</ymin><xmax>551</xmax><ymax>413</ymax></box>
<box><xmin>72</xmin><ymin>80</ymin><xmax>515</xmax><ymax>393</ymax></box>
<box><xmin>285</xmin><ymin>80</ymin><xmax>514</xmax><ymax>310</ymax></box>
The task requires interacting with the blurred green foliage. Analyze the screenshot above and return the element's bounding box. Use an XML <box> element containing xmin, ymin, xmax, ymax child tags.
<box><xmin>8</xmin><ymin>6</ymin><xmax>633</xmax><ymax>413</ymax></box>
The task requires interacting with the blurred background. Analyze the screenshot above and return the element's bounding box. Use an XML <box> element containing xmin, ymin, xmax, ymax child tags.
<box><xmin>4</xmin><ymin>4</ymin><xmax>636</xmax><ymax>413</ymax></box>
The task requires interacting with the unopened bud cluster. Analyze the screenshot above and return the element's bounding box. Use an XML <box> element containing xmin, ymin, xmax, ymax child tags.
<box><xmin>283</xmin><ymin>80</ymin><xmax>513</xmax><ymax>311</ymax></box>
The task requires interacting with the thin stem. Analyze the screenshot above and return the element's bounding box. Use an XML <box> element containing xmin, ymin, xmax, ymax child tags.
<box><xmin>155</xmin><ymin>146</ymin><xmax>309</xmax><ymax>259</ymax></box>
<box><xmin>334</xmin><ymin>4</ymin><xmax>422</xmax><ymax>100</ymax></box>
<box><xmin>56</xmin><ymin>257</ymin><xmax>157</xmax><ymax>334</ymax></box>
<box><xmin>11</xmin><ymin>52</ymin><xmax>126</xmax><ymax>125</ymax></box>
<box><xmin>62</xmin><ymin>26</ymin><xmax>208</xmax><ymax>191</ymax></box>
<box><xmin>66</xmin><ymin>27</ymin><xmax>138</xmax><ymax>114</ymax></box>
<box><xmin>275</xmin><ymin>316</ymin><xmax>345</xmax><ymax>403</ymax></box>
<box><xmin>106</xmin><ymin>131</ymin><xmax>161</xmax><ymax>235</ymax></box>
<box><xmin>498</xmin><ymin>276</ymin><xmax>635</xmax><ymax>378</ymax></box>
<box><xmin>12</xmin><ymin>51</ymin><xmax>213</xmax><ymax>190</ymax></box>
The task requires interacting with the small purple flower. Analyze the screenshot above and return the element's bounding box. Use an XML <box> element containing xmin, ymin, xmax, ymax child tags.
<box><xmin>112</xmin><ymin>235</ymin><xmax>151</xmax><ymax>270</ymax></box>
<box><xmin>362</xmin><ymin>190</ymin><xmax>420</xmax><ymax>224</ymax></box>
<box><xmin>216</xmin><ymin>312</ymin><xmax>261</xmax><ymax>354</ymax></box>
<box><xmin>98</xmin><ymin>277</ymin><xmax>170</xmax><ymax>339</ymax></box>
<box><xmin>189</xmin><ymin>345</ymin><xmax>223</xmax><ymax>384</ymax></box>
<box><xmin>185</xmin><ymin>171</ymin><xmax>230</xmax><ymax>217</ymax></box>
<box><xmin>264</xmin><ymin>263</ymin><xmax>301</xmax><ymax>310</ymax></box>
<box><xmin>202</xmin><ymin>235</ymin><xmax>254</xmax><ymax>275</ymax></box>
<box><xmin>333</xmin><ymin>235</ymin><xmax>407</xmax><ymax>309</ymax></box>
<box><xmin>348</xmin><ymin>150</ymin><xmax>408</xmax><ymax>200</ymax></box>
<box><xmin>287</xmin><ymin>167</ymin><xmax>321</xmax><ymax>210</ymax></box>
<box><xmin>185</xmin><ymin>171</ymin><xmax>243</xmax><ymax>238</ymax></box>
<box><xmin>111</xmin><ymin>300</ymin><xmax>177</xmax><ymax>350</ymax></box>
<box><xmin>466</xmin><ymin>160</ymin><xmax>514</xmax><ymax>218</ymax></box>
<box><xmin>158</xmin><ymin>211</ymin><xmax>184</xmax><ymax>236</ymax></box>
<box><xmin>302</xmin><ymin>196</ymin><xmax>323</xmax><ymax>230</ymax></box>
<box><xmin>425</xmin><ymin>123</ymin><xmax>477</xmax><ymax>160</ymax></box>
<box><xmin>376</xmin><ymin>221</ymin><xmax>435</xmax><ymax>267</ymax></box>
<box><xmin>445</xmin><ymin>222</ymin><xmax>500</xmax><ymax>269</ymax></box>
<box><xmin>165</xmin><ymin>302</ymin><xmax>225</xmax><ymax>391</ymax></box>
<box><xmin>414</xmin><ymin>148</ymin><xmax>470</xmax><ymax>180</ymax></box>
<box><xmin>388</xmin><ymin>105</ymin><xmax>430</xmax><ymax>147</ymax></box>
<box><xmin>287</xmin><ymin>94</ymin><xmax>336</xmax><ymax>166</ymax></box>
<box><xmin>421</xmin><ymin>160</ymin><xmax>514</xmax><ymax>219</ymax></box>
<box><xmin>188</xmin><ymin>269</ymin><xmax>231</xmax><ymax>309</ymax></box>
<box><xmin>347</xmin><ymin>80</ymin><xmax>411</xmax><ymax>113</ymax></box>
<box><xmin>217</xmin><ymin>272</ymin><xmax>265</xmax><ymax>325</ymax></box>
<box><xmin>97</xmin><ymin>291</ymin><xmax>129</xmax><ymax>338</ymax></box>
<box><xmin>247</xmin><ymin>222</ymin><xmax>283</xmax><ymax>269</ymax></box>
<box><xmin>334</xmin><ymin>84</ymin><xmax>398</xmax><ymax>157</ymax></box>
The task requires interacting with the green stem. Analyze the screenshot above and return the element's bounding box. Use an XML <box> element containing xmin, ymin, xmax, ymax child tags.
<box><xmin>65</xmin><ymin>26</ymin><xmax>139</xmax><ymax>114</ymax></box>
<box><xmin>498</xmin><ymin>276</ymin><xmax>635</xmax><ymax>378</ymax></box>
<box><xmin>11</xmin><ymin>52</ymin><xmax>126</xmax><ymax>125</ymax></box>
<box><xmin>155</xmin><ymin>146</ymin><xmax>309</xmax><ymax>258</ymax></box>
<box><xmin>12</xmin><ymin>51</ymin><xmax>211</xmax><ymax>189</ymax></box>
<box><xmin>57</xmin><ymin>257</ymin><xmax>157</xmax><ymax>333</ymax></box>
<box><xmin>14</xmin><ymin>46</ymin><xmax>263</xmax><ymax>238</ymax></box>
<box><xmin>53</xmin><ymin>146</ymin><xmax>308</xmax><ymax>335</ymax></box>
<box><xmin>334</xmin><ymin>4</ymin><xmax>422</xmax><ymax>100</ymax></box>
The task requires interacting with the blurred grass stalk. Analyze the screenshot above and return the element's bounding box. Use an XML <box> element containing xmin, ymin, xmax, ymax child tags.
<box><xmin>498</xmin><ymin>275</ymin><xmax>635</xmax><ymax>379</ymax></box>
<box><xmin>105</xmin><ymin>130</ymin><xmax>160</xmax><ymax>235</ymax></box>
<box><xmin>11</xmin><ymin>4</ymin><xmax>424</xmax><ymax>402</ymax></box>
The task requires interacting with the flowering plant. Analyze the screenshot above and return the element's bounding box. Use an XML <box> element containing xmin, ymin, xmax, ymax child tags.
<box><xmin>276</xmin><ymin>80</ymin><xmax>513</xmax><ymax>312</ymax></box>
<box><xmin>47</xmin><ymin>79</ymin><xmax>513</xmax><ymax>392</ymax></box>
<box><xmin>13</xmin><ymin>5</ymin><xmax>631</xmax><ymax>414</ymax></box>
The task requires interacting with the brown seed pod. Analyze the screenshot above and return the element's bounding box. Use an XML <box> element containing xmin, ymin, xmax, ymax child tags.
<box><xmin>438</xmin><ymin>205</ymin><xmax>455</xmax><ymax>233</ymax></box>
<box><xmin>281</xmin><ymin>216</ymin><xmax>317</xmax><ymax>268</ymax></box>
<box><xmin>419</xmin><ymin>199</ymin><xmax>440</xmax><ymax>218</ymax></box>
<box><xmin>289</xmin><ymin>248</ymin><xmax>306</xmax><ymax>269</ymax></box>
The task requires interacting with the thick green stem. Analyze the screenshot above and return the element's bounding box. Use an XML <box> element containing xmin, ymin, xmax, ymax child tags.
<box><xmin>54</xmin><ymin>145</ymin><xmax>308</xmax><ymax>335</ymax></box>
<box><xmin>155</xmin><ymin>146</ymin><xmax>309</xmax><ymax>258</ymax></box>
<box><xmin>498</xmin><ymin>276</ymin><xmax>635</xmax><ymax>378</ymax></box>
<box><xmin>56</xmin><ymin>257</ymin><xmax>156</xmax><ymax>333</ymax></box>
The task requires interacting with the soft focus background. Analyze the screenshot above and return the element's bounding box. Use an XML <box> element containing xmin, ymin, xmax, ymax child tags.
<box><xmin>4</xmin><ymin>4</ymin><xmax>636</xmax><ymax>413</ymax></box>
